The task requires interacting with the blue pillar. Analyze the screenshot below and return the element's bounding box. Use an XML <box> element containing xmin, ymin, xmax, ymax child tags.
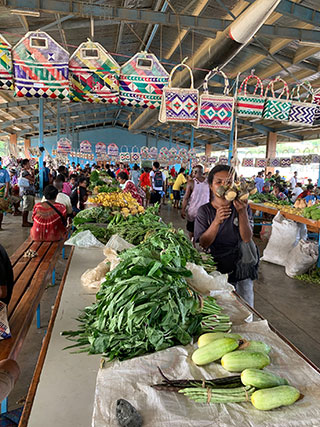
<box><xmin>169</xmin><ymin>125</ymin><xmax>172</xmax><ymax>150</ymax></box>
<box><xmin>39</xmin><ymin>98</ymin><xmax>44</xmax><ymax>197</ymax></box>
<box><xmin>189</xmin><ymin>126</ymin><xmax>194</xmax><ymax>175</ymax></box>
<box><xmin>317</xmin><ymin>163</ymin><xmax>320</xmax><ymax>187</ymax></box>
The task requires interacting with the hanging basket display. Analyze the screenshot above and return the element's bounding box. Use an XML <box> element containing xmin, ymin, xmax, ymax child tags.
<box><xmin>255</xmin><ymin>158</ymin><xmax>267</xmax><ymax>168</ymax></box>
<box><xmin>262</xmin><ymin>76</ymin><xmax>291</xmax><ymax>122</ymax></box>
<box><xmin>267</xmin><ymin>158</ymin><xmax>281</xmax><ymax>168</ymax></box>
<box><xmin>197</xmin><ymin>68</ymin><xmax>234</xmax><ymax>130</ymax></box>
<box><xmin>140</xmin><ymin>146</ymin><xmax>149</xmax><ymax>160</ymax></box>
<box><xmin>280</xmin><ymin>158</ymin><xmax>291</xmax><ymax>168</ymax></box>
<box><xmin>159</xmin><ymin>61</ymin><xmax>198</xmax><ymax>124</ymax></box>
<box><xmin>131</xmin><ymin>146</ymin><xmax>141</xmax><ymax>163</ymax></box>
<box><xmin>0</xmin><ymin>35</ymin><xmax>13</xmax><ymax>90</ymax></box>
<box><xmin>288</xmin><ymin>82</ymin><xmax>316</xmax><ymax>127</ymax></box>
<box><xmin>242</xmin><ymin>158</ymin><xmax>254</xmax><ymax>167</ymax></box>
<box><xmin>119</xmin><ymin>145</ymin><xmax>130</xmax><ymax>163</ymax></box>
<box><xmin>218</xmin><ymin>156</ymin><xmax>228</xmax><ymax>165</ymax></box>
<box><xmin>149</xmin><ymin>147</ymin><xmax>158</xmax><ymax>160</ymax></box>
<box><xmin>169</xmin><ymin>147</ymin><xmax>178</xmax><ymax>162</ymax></box>
<box><xmin>236</xmin><ymin>73</ymin><xmax>265</xmax><ymax>119</ymax></box>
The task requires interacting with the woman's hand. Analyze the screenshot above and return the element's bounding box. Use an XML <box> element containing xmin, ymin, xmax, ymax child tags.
<box><xmin>214</xmin><ymin>206</ymin><xmax>232</xmax><ymax>224</ymax></box>
<box><xmin>233</xmin><ymin>199</ymin><xmax>248</xmax><ymax>213</ymax></box>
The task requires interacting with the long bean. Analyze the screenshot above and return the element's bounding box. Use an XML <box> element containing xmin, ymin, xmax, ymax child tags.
<box><xmin>179</xmin><ymin>386</ymin><xmax>255</xmax><ymax>404</ymax></box>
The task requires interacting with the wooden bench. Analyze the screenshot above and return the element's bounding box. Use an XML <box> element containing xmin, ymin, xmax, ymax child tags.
<box><xmin>0</xmin><ymin>237</ymin><xmax>65</xmax><ymax>413</ymax></box>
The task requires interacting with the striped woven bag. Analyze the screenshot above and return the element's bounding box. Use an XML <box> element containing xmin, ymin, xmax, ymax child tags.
<box><xmin>288</xmin><ymin>82</ymin><xmax>316</xmax><ymax>127</ymax></box>
<box><xmin>236</xmin><ymin>74</ymin><xmax>265</xmax><ymax>119</ymax></box>
<box><xmin>262</xmin><ymin>76</ymin><xmax>291</xmax><ymax>122</ymax></box>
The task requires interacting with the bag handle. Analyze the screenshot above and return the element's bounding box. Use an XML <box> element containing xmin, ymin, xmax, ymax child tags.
<box><xmin>168</xmin><ymin>58</ymin><xmax>194</xmax><ymax>89</ymax></box>
<box><xmin>265</xmin><ymin>76</ymin><xmax>289</xmax><ymax>100</ymax></box>
<box><xmin>120</xmin><ymin>145</ymin><xmax>129</xmax><ymax>153</ymax></box>
<box><xmin>238</xmin><ymin>74</ymin><xmax>264</xmax><ymax>97</ymax></box>
<box><xmin>203</xmin><ymin>68</ymin><xmax>229</xmax><ymax>95</ymax></box>
<box><xmin>131</xmin><ymin>145</ymin><xmax>139</xmax><ymax>154</ymax></box>
<box><xmin>291</xmin><ymin>81</ymin><xmax>314</xmax><ymax>103</ymax></box>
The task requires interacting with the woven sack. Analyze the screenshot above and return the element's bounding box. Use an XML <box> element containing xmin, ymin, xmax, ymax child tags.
<box><xmin>159</xmin><ymin>62</ymin><xmax>198</xmax><ymax>124</ymax></box>
<box><xmin>288</xmin><ymin>82</ymin><xmax>316</xmax><ymax>127</ymax></box>
<box><xmin>262</xmin><ymin>76</ymin><xmax>291</xmax><ymax>122</ymax></box>
<box><xmin>236</xmin><ymin>74</ymin><xmax>265</xmax><ymax>119</ymax></box>
<box><xmin>197</xmin><ymin>69</ymin><xmax>234</xmax><ymax>130</ymax></box>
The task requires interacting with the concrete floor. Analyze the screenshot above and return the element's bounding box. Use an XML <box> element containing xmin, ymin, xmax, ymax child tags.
<box><xmin>1</xmin><ymin>203</ymin><xmax>320</xmax><ymax>412</ymax></box>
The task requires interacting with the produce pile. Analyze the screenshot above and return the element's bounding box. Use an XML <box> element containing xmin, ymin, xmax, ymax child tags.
<box><xmin>249</xmin><ymin>192</ymin><xmax>290</xmax><ymax>206</ymax></box>
<box><xmin>154</xmin><ymin>332</ymin><xmax>301</xmax><ymax>411</ymax></box>
<box><xmin>302</xmin><ymin>204</ymin><xmax>320</xmax><ymax>220</ymax></box>
<box><xmin>216</xmin><ymin>179</ymin><xmax>257</xmax><ymax>202</ymax></box>
<box><xmin>88</xmin><ymin>191</ymin><xmax>144</xmax><ymax>216</ymax></box>
<box><xmin>89</xmin><ymin>170</ymin><xmax>118</xmax><ymax>193</ymax></box>
<box><xmin>63</xmin><ymin>228</ymin><xmax>227</xmax><ymax>361</ymax></box>
<box><xmin>296</xmin><ymin>267</ymin><xmax>320</xmax><ymax>284</ymax></box>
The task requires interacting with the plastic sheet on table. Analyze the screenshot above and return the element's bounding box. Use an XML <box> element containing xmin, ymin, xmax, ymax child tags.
<box><xmin>92</xmin><ymin>320</ymin><xmax>320</xmax><ymax>427</ymax></box>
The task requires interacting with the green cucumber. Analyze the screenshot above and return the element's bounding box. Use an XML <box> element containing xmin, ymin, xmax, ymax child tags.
<box><xmin>221</xmin><ymin>351</ymin><xmax>270</xmax><ymax>372</ymax></box>
<box><xmin>239</xmin><ymin>340</ymin><xmax>271</xmax><ymax>355</ymax></box>
<box><xmin>198</xmin><ymin>332</ymin><xmax>243</xmax><ymax>348</ymax></box>
<box><xmin>192</xmin><ymin>337</ymin><xmax>239</xmax><ymax>366</ymax></box>
<box><xmin>241</xmin><ymin>369</ymin><xmax>288</xmax><ymax>389</ymax></box>
<box><xmin>251</xmin><ymin>385</ymin><xmax>301</xmax><ymax>410</ymax></box>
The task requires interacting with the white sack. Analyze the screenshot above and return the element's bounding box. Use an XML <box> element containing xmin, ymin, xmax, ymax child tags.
<box><xmin>285</xmin><ymin>240</ymin><xmax>318</xmax><ymax>278</ymax></box>
<box><xmin>103</xmin><ymin>247</ymin><xmax>120</xmax><ymax>271</ymax></box>
<box><xmin>261</xmin><ymin>212</ymin><xmax>300</xmax><ymax>266</ymax></box>
<box><xmin>105</xmin><ymin>234</ymin><xmax>134</xmax><ymax>252</ymax></box>
<box><xmin>185</xmin><ymin>262</ymin><xmax>233</xmax><ymax>295</ymax></box>
<box><xmin>65</xmin><ymin>230</ymin><xmax>104</xmax><ymax>248</ymax></box>
<box><xmin>81</xmin><ymin>248</ymin><xmax>120</xmax><ymax>290</ymax></box>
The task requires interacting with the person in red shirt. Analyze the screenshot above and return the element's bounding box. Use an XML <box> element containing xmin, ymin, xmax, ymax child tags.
<box><xmin>31</xmin><ymin>185</ymin><xmax>67</xmax><ymax>242</ymax></box>
<box><xmin>297</xmin><ymin>184</ymin><xmax>314</xmax><ymax>199</ymax></box>
<box><xmin>117</xmin><ymin>172</ymin><xmax>142</xmax><ymax>205</ymax></box>
<box><xmin>170</xmin><ymin>166</ymin><xmax>176</xmax><ymax>178</ymax></box>
<box><xmin>115</xmin><ymin>162</ymin><xmax>129</xmax><ymax>176</ymax></box>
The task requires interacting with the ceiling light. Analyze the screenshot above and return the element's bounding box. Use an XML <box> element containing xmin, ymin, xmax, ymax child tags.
<box><xmin>10</xmin><ymin>9</ymin><xmax>40</xmax><ymax>17</ymax></box>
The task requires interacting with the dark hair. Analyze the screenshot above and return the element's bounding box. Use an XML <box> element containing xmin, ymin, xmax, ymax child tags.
<box><xmin>153</xmin><ymin>161</ymin><xmax>160</xmax><ymax>169</ymax></box>
<box><xmin>43</xmin><ymin>161</ymin><xmax>46</xmax><ymax>166</ymax></box>
<box><xmin>273</xmin><ymin>183</ymin><xmax>283</xmax><ymax>192</ymax></box>
<box><xmin>56</xmin><ymin>173</ymin><xmax>65</xmax><ymax>182</ymax></box>
<box><xmin>269</xmin><ymin>179</ymin><xmax>275</xmax><ymax>185</ymax></box>
<box><xmin>78</xmin><ymin>176</ymin><xmax>87</xmax><ymax>184</ymax></box>
<box><xmin>44</xmin><ymin>185</ymin><xmax>58</xmax><ymax>201</ymax></box>
<box><xmin>307</xmin><ymin>184</ymin><xmax>314</xmax><ymax>191</ymax></box>
<box><xmin>133</xmin><ymin>164</ymin><xmax>139</xmax><ymax>171</ymax></box>
<box><xmin>257</xmin><ymin>171</ymin><xmax>263</xmax><ymax>176</ymax></box>
<box><xmin>118</xmin><ymin>171</ymin><xmax>128</xmax><ymax>181</ymax></box>
<box><xmin>297</xmin><ymin>182</ymin><xmax>302</xmax><ymax>187</ymax></box>
<box><xmin>208</xmin><ymin>165</ymin><xmax>234</xmax><ymax>186</ymax></box>
<box><xmin>22</xmin><ymin>158</ymin><xmax>29</xmax><ymax>166</ymax></box>
<box><xmin>179</xmin><ymin>167</ymin><xmax>186</xmax><ymax>174</ymax></box>
<box><xmin>70</xmin><ymin>173</ymin><xmax>77</xmax><ymax>180</ymax></box>
<box><xmin>58</xmin><ymin>165</ymin><xmax>66</xmax><ymax>174</ymax></box>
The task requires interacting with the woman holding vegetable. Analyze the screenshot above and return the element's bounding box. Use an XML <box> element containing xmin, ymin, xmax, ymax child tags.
<box><xmin>194</xmin><ymin>165</ymin><xmax>259</xmax><ymax>307</ymax></box>
<box><xmin>117</xmin><ymin>172</ymin><xmax>143</xmax><ymax>206</ymax></box>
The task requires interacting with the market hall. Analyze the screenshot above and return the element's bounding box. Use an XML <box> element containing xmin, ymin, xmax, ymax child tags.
<box><xmin>0</xmin><ymin>0</ymin><xmax>320</xmax><ymax>425</ymax></box>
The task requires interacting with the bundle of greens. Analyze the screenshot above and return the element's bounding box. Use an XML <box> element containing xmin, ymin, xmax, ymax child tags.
<box><xmin>73</xmin><ymin>223</ymin><xmax>112</xmax><ymax>244</ymax></box>
<box><xmin>73</xmin><ymin>206</ymin><xmax>114</xmax><ymax>227</ymax></box>
<box><xmin>63</xmin><ymin>240</ymin><xmax>227</xmax><ymax>360</ymax></box>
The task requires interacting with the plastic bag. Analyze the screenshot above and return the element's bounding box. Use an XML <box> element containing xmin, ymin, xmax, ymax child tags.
<box><xmin>105</xmin><ymin>234</ymin><xmax>134</xmax><ymax>252</ymax></box>
<box><xmin>103</xmin><ymin>247</ymin><xmax>120</xmax><ymax>271</ymax></box>
<box><xmin>0</xmin><ymin>302</ymin><xmax>11</xmax><ymax>340</ymax></box>
<box><xmin>185</xmin><ymin>262</ymin><xmax>234</xmax><ymax>295</ymax></box>
<box><xmin>285</xmin><ymin>240</ymin><xmax>318</xmax><ymax>278</ymax></box>
<box><xmin>65</xmin><ymin>230</ymin><xmax>104</xmax><ymax>248</ymax></box>
<box><xmin>261</xmin><ymin>212</ymin><xmax>300</xmax><ymax>266</ymax></box>
<box><xmin>81</xmin><ymin>248</ymin><xmax>120</xmax><ymax>289</ymax></box>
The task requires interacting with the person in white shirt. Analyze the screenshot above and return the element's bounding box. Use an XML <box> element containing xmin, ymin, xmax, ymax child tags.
<box><xmin>291</xmin><ymin>182</ymin><xmax>303</xmax><ymax>202</ymax></box>
<box><xmin>289</xmin><ymin>171</ymin><xmax>298</xmax><ymax>190</ymax></box>
<box><xmin>149</xmin><ymin>161</ymin><xmax>166</xmax><ymax>205</ymax></box>
<box><xmin>41</xmin><ymin>177</ymin><xmax>72</xmax><ymax>215</ymax></box>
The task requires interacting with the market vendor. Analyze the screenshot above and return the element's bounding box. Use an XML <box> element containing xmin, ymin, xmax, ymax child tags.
<box><xmin>194</xmin><ymin>165</ymin><xmax>258</xmax><ymax>307</ymax></box>
<box><xmin>272</xmin><ymin>183</ymin><xmax>287</xmax><ymax>200</ymax></box>
<box><xmin>117</xmin><ymin>172</ymin><xmax>143</xmax><ymax>205</ymax></box>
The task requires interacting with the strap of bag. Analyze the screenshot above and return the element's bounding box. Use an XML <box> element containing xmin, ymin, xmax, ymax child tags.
<box><xmin>238</xmin><ymin>74</ymin><xmax>264</xmax><ymax>97</ymax></box>
<box><xmin>265</xmin><ymin>76</ymin><xmax>289</xmax><ymax>100</ymax></box>
<box><xmin>291</xmin><ymin>81</ymin><xmax>314</xmax><ymax>103</ymax></box>
<box><xmin>203</xmin><ymin>68</ymin><xmax>229</xmax><ymax>95</ymax></box>
<box><xmin>168</xmin><ymin>58</ymin><xmax>194</xmax><ymax>89</ymax></box>
<box><xmin>120</xmin><ymin>145</ymin><xmax>129</xmax><ymax>153</ymax></box>
<box><xmin>45</xmin><ymin>200</ymin><xmax>67</xmax><ymax>227</ymax></box>
<box><xmin>131</xmin><ymin>145</ymin><xmax>139</xmax><ymax>154</ymax></box>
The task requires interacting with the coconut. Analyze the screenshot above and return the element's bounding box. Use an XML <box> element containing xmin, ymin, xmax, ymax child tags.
<box><xmin>239</xmin><ymin>192</ymin><xmax>249</xmax><ymax>201</ymax></box>
<box><xmin>225</xmin><ymin>188</ymin><xmax>238</xmax><ymax>201</ymax></box>
<box><xmin>216</xmin><ymin>185</ymin><xmax>227</xmax><ymax>198</ymax></box>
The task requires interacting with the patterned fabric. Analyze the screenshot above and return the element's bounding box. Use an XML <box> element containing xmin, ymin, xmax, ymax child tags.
<box><xmin>280</xmin><ymin>158</ymin><xmax>291</xmax><ymax>168</ymax></box>
<box><xmin>288</xmin><ymin>101</ymin><xmax>316</xmax><ymax>127</ymax></box>
<box><xmin>255</xmin><ymin>158</ymin><xmax>267</xmax><ymax>168</ymax></box>
<box><xmin>119</xmin><ymin>152</ymin><xmax>130</xmax><ymax>162</ymax></box>
<box><xmin>140</xmin><ymin>146</ymin><xmax>149</xmax><ymax>160</ymax></box>
<box><xmin>120</xmin><ymin>52</ymin><xmax>168</xmax><ymax>109</ymax></box>
<box><xmin>268</xmin><ymin>158</ymin><xmax>281</xmax><ymax>167</ymax></box>
<box><xmin>30</xmin><ymin>201</ymin><xmax>67</xmax><ymax>242</ymax></box>
<box><xmin>313</xmin><ymin>90</ymin><xmax>320</xmax><ymax>121</ymax></box>
<box><xmin>291</xmin><ymin>155</ymin><xmax>304</xmax><ymax>165</ymax></box>
<box><xmin>13</xmin><ymin>31</ymin><xmax>69</xmax><ymax>99</ymax></box>
<box><xmin>236</xmin><ymin>74</ymin><xmax>265</xmax><ymax>119</ymax></box>
<box><xmin>219</xmin><ymin>156</ymin><xmax>228</xmax><ymax>165</ymax></box>
<box><xmin>149</xmin><ymin>147</ymin><xmax>158</xmax><ymax>160</ymax></box>
<box><xmin>123</xmin><ymin>180</ymin><xmax>142</xmax><ymax>206</ymax></box>
<box><xmin>69</xmin><ymin>40</ymin><xmax>120</xmax><ymax>104</ymax></box>
<box><xmin>242</xmin><ymin>158</ymin><xmax>254</xmax><ymax>167</ymax></box>
<box><xmin>311</xmin><ymin>154</ymin><xmax>320</xmax><ymax>164</ymax></box>
<box><xmin>198</xmin><ymin>69</ymin><xmax>234</xmax><ymax>130</ymax></box>
<box><xmin>0</xmin><ymin>35</ymin><xmax>13</xmax><ymax>90</ymax></box>
<box><xmin>263</xmin><ymin>77</ymin><xmax>291</xmax><ymax>122</ymax></box>
<box><xmin>209</xmin><ymin>156</ymin><xmax>218</xmax><ymax>165</ymax></box>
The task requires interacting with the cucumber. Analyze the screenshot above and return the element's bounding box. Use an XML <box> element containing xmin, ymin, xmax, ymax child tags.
<box><xmin>198</xmin><ymin>332</ymin><xmax>243</xmax><ymax>348</ymax></box>
<box><xmin>192</xmin><ymin>337</ymin><xmax>239</xmax><ymax>366</ymax></box>
<box><xmin>221</xmin><ymin>351</ymin><xmax>270</xmax><ymax>372</ymax></box>
<box><xmin>239</xmin><ymin>340</ymin><xmax>271</xmax><ymax>355</ymax></box>
<box><xmin>251</xmin><ymin>385</ymin><xmax>301</xmax><ymax>410</ymax></box>
<box><xmin>241</xmin><ymin>369</ymin><xmax>288</xmax><ymax>389</ymax></box>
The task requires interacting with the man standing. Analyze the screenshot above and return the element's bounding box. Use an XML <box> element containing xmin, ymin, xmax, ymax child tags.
<box><xmin>43</xmin><ymin>161</ymin><xmax>51</xmax><ymax>189</ymax></box>
<box><xmin>20</xmin><ymin>159</ymin><xmax>35</xmax><ymax>227</ymax></box>
<box><xmin>289</xmin><ymin>171</ymin><xmax>298</xmax><ymax>190</ymax></box>
<box><xmin>254</xmin><ymin>171</ymin><xmax>264</xmax><ymax>193</ymax></box>
<box><xmin>0</xmin><ymin>157</ymin><xmax>10</xmax><ymax>229</ymax></box>
<box><xmin>181</xmin><ymin>165</ymin><xmax>210</xmax><ymax>240</ymax></box>
<box><xmin>149</xmin><ymin>161</ymin><xmax>166</xmax><ymax>205</ymax></box>
<box><xmin>172</xmin><ymin>167</ymin><xmax>187</xmax><ymax>208</ymax></box>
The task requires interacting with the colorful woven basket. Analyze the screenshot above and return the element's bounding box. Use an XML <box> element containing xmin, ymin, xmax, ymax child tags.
<box><xmin>197</xmin><ymin>68</ymin><xmax>234</xmax><ymax>130</ymax></box>
<box><xmin>242</xmin><ymin>158</ymin><xmax>254</xmax><ymax>167</ymax></box>
<box><xmin>288</xmin><ymin>82</ymin><xmax>316</xmax><ymax>127</ymax></box>
<box><xmin>120</xmin><ymin>51</ymin><xmax>168</xmax><ymax>109</ymax></box>
<box><xmin>219</xmin><ymin>156</ymin><xmax>228</xmax><ymax>165</ymax></box>
<box><xmin>280</xmin><ymin>158</ymin><xmax>291</xmax><ymax>168</ymax></box>
<box><xmin>13</xmin><ymin>31</ymin><xmax>69</xmax><ymax>99</ymax></box>
<box><xmin>159</xmin><ymin>61</ymin><xmax>198</xmax><ymax>124</ymax></box>
<box><xmin>268</xmin><ymin>158</ymin><xmax>281</xmax><ymax>168</ymax></box>
<box><xmin>0</xmin><ymin>35</ymin><xmax>13</xmax><ymax>90</ymax></box>
<box><xmin>313</xmin><ymin>89</ymin><xmax>320</xmax><ymax>121</ymax></box>
<box><xmin>236</xmin><ymin>74</ymin><xmax>265</xmax><ymax>119</ymax></box>
<box><xmin>262</xmin><ymin>76</ymin><xmax>291</xmax><ymax>122</ymax></box>
<box><xmin>69</xmin><ymin>39</ymin><xmax>120</xmax><ymax>104</ymax></box>
<box><xmin>255</xmin><ymin>158</ymin><xmax>267</xmax><ymax>168</ymax></box>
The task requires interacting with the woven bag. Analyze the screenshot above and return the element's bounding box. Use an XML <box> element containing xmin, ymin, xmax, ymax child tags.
<box><xmin>159</xmin><ymin>62</ymin><xmax>198</xmax><ymax>124</ymax></box>
<box><xmin>197</xmin><ymin>69</ymin><xmax>234</xmax><ymax>130</ymax></box>
<box><xmin>242</xmin><ymin>158</ymin><xmax>254</xmax><ymax>167</ymax></box>
<box><xmin>262</xmin><ymin>76</ymin><xmax>291</xmax><ymax>122</ymax></box>
<box><xmin>313</xmin><ymin>89</ymin><xmax>320</xmax><ymax>121</ymax></box>
<box><xmin>131</xmin><ymin>146</ymin><xmax>141</xmax><ymax>163</ymax></box>
<box><xmin>288</xmin><ymin>82</ymin><xmax>316</xmax><ymax>127</ymax></box>
<box><xmin>0</xmin><ymin>35</ymin><xmax>13</xmax><ymax>90</ymax></box>
<box><xmin>119</xmin><ymin>145</ymin><xmax>130</xmax><ymax>163</ymax></box>
<box><xmin>255</xmin><ymin>158</ymin><xmax>267</xmax><ymax>168</ymax></box>
<box><xmin>236</xmin><ymin>74</ymin><xmax>265</xmax><ymax>119</ymax></box>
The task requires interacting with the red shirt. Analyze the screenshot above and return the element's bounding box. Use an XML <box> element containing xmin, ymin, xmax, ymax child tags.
<box><xmin>140</xmin><ymin>172</ymin><xmax>151</xmax><ymax>188</ymax></box>
<box><xmin>297</xmin><ymin>190</ymin><xmax>310</xmax><ymax>199</ymax></box>
<box><xmin>123</xmin><ymin>181</ymin><xmax>142</xmax><ymax>206</ymax></box>
<box><xmin>116</xmin><ymin>168</ymin><xmax>129</xmax><ymax>176</ymax></box>
<box><xmin>31</xmin><ymin>202</ymin><xmax>67</xmax><ymax>242</ymax></box>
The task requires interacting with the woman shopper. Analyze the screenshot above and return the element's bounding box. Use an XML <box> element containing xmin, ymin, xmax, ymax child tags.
<box><xmin>172</xmin><ymin>167</ymin><xmax>187</xmax><ymax>209</ymax></box>
<box><xmin>30</xmin><ymin>185</ymin><xmax>67</xmax><ymax>242</ymax></box>
<box><xmin>194</xmin><ymin>165</ymin><xmax>259</xmax><ymax>307</ymax></box>
<box><xmin>117</xmin><ymin>172</ymin><xmax>143</xmax><ymax>205</ymax></box>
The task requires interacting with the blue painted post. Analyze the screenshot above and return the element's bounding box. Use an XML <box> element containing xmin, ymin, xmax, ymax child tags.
<box><xmin>62</xmin><ymin>246</ymin><xmax>65</xmax><ymax>259</ymax></box>
<box><xmin>39</xmin><ymin>98</ymin><xmax>44</xmax><ymax>197</ymax></box>
<box><xmin>36</xmin><ymin>304</ymin><xmax>41</xmax><ymax>329</ymax></box>
<box><xmin>1</xmin><ymin>397</ymin><xmax>8</xmax><ymax>413</ymax></box>
<box><xmin>52</xmin><ymin>268</ymin><xmax>56</xmax><ymax>285</ymax></box>
<box><xmin>189</xmin><ymin>126</ymin><xmax>194</xmax><ymax>175</ymax></box>
<box><xmin>317</xmin><ymin>162</ymin><xmax>320</xmax><ymax>187</ymax></box>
